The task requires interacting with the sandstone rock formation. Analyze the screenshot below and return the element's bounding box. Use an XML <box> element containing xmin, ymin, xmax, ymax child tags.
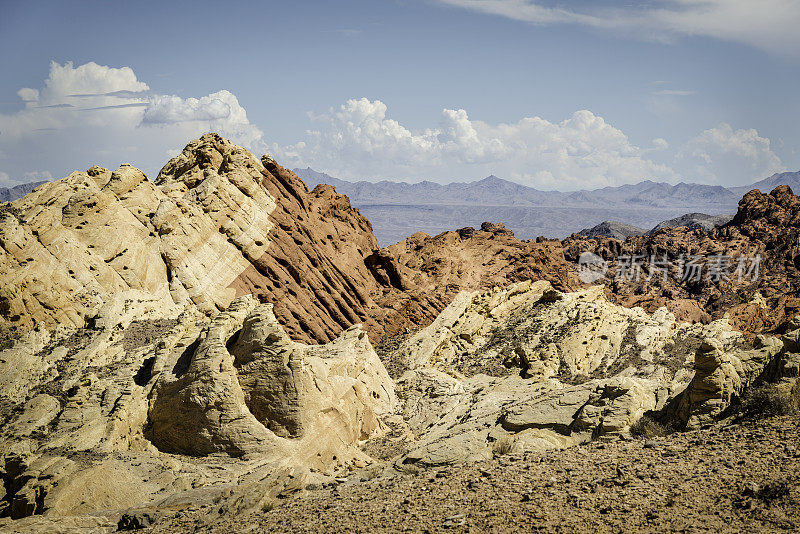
<box><xmin>0</xmin><ymin>134</ymin><xmax>580</xmax><ymax>349</ymax></box>
<box><xmin>2</xmin><ymin>134</ymin><xmax>800</xmax><ymax>531</ymax></box>
<box><xmin>564</xmin><ymin>185</ymin><xmax>800</xmax><ymax>332</ymax></box>
<box><xmin>0</xmin><ymin>135</ymin><xmax>390</xmax><ymax>345</ymax></box>
<box><xmin>668</xmin><ymin>335</ymin><xmax>782</xmax><ymax>429</ymax></box>
<box><xmin>391</xmin><ymin>281</ymin><xmax>798</xmax><ymax>466</ymax></box>
<box><xmin>0</xmin><ymin>292</ymin><xmax>395</xmax><ymax>525</ymax></box>
<box><xmin>368</xmin><ymin>225</ymin><xmax>579</xmax><ymax>339</ymax></box>
<box><xmin>147</xmin><ymin>296</ymin><xmax>396</xmax><ymax>461</ymax></box>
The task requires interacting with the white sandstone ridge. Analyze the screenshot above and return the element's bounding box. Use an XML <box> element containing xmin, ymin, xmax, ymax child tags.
<box><xmin>0</xmin><ymin>142</ymin><xmax>275</xmax><ymax>329</ymax></box>
<box><xmin>0</xmin><ymin>133</ymin><xmax>388</xmax><ymax>345</ymax></box>
<box><xmin>393</xmin><ymin>280</ymin><xmax>797</xmax><ymax>466</ymax></box>
<box><xmin>0</xmin><ymin>293</ymin><xmax>396</xmax><ymax>524</ymax></box>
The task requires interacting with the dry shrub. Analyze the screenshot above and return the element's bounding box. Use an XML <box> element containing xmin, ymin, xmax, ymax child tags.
<box><xmin>630</xmin><ymin>415</ymin><xmax>674</xmax><ymax>439</ymax></box>
<box><xmin>740</xmin><ymin>383</ymin><xmax>799</xmax><ymax>418</ymax></box>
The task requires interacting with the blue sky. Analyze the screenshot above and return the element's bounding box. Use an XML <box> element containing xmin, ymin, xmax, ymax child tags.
<box><xmin>1</xmin><ymin>0</ymin><xmax>798</xmax><ymax>189</ymax></box>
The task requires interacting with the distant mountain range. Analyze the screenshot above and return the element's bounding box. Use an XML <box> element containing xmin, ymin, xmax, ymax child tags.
<box><xmin>296</xmin><ymin>168</ymin><xmax>800</xmax><ymax>210</ymax></box>
<box><xmin>294</xmin><ymin>168</ymin><xmax>800</xmax><ymax>245</ymax></box>
<box><xmin>6</xmin><ymin>169</ymin><xmax>800</xmax><ymax>246</ymax></box>
<box><xmin>0</xmin><ymin>181</ymin><xmax>46</xmax><ymax>203</ymax></box>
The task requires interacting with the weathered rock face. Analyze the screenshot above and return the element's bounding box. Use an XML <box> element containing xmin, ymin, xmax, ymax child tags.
<box><xmin>147</xmin><ymin>296</ymin><xmax>397</xmax><ymax>460</ymax></box>
<box><xmin>563</xmin><ymin>185</ymin><xmax>800</xmax><ymax>332</ymax></box>
<box><xmin>368</xmin><ymin>227</ymin><xmax>579</xmax><ymax>339</ymax></box>
<box><xmin>0</xmin><ymin>134</ymin><xmax>386</xmax><ymax>345</ymax></box>
<box><xmin>392</xmin><ymin>281</ymin><xmax>797</xmax><ymax>467</ymax></box>
<box><xmin>668</xmin><ymin>335</ymin><xmax>782</xmax><ymax>430</ymax></box>
<box><xmin>4</xmin><ymin>133</ymin><xmax>800</xmax><ymax>530</ymax></box>
<box><xmin>0</xmin><ymin>293</ymin><xmax>396</xmax><ymax>523</ymax></box>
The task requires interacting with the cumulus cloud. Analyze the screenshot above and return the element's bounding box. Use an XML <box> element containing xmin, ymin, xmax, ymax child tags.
<box><xmin>651</xmin><ymin>138</ymin><xmax>669</xmax><ymax>151</ymax></box>
<box><xmin>141</xmin><ymin>91</ymin><xmax>264</xmax><ymax>149</ymax></box>
<box><xmin>0</xmin><ymin>61</ymin><xmax>783</xmax><ymax>191</ymax></box>
<box><xmin>678</xmin><ymin>123</ymin><xmax>785</xmax><ymax>185</ymax></box>
<box><xmin>0</xmin><ymin>61</ymin><xmax>265</xmax><ymax>183</ymax></box>
<box><xmin>437</xmin><ymin>0</ymin><xmax>800</xmax><ymax>58</ymax></box>
<box><xmin>142</xmin><ymin>94</ymin><xmax>232</xmax><ymax>124</ymax></box>
<box><xmin>276</xmin><ymin>98</ymin><xmax>676</xmax><ymax>189</ymax></box>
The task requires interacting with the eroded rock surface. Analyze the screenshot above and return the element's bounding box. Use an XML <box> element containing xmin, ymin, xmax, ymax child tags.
<box><xmin>2</xmin><ymin>135</ymin><xmax>800</xmax><ymax>531</ymax></box>
<box><xmin>0</xmin><ymin>134</ymin><xmax>581</xmax><ymax>350</ymax></box>
<box><xmin>391</xmin><ymin>281</ymin><xmax>799</xmax><ymax>467</ymax></box>
<box><xmin>0</xmin><ymin>134</ymin><xmax>385</xmax><ymax>345</ymax></box>
<box><xmin>563</xmin><ymin>185</ymin><xmax>800</xmax><ymax>332</ymax></box>
<box><xmin>0</xmin><ymin>294</ymin><xmax>396</xmax><ymax>526</ymax></box>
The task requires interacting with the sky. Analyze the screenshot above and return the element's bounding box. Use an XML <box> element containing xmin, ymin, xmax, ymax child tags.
<box><xmin>0</xmin><ymin>0</ymin><xmax>799</xmax><ymax>190</ymax></box>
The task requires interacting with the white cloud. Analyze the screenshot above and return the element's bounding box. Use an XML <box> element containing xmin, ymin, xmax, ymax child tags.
<box><xmin>41</xmin><ymin>61</ymin><xmax>148</xmax><ymax>100</ymax></box>
<box><xmin>0</xmin><ymin>61</ymin><xmax>265</xmax><ymax>183</ymax></box>
<box><xmin>17</xmin><ymin>88</ymin><xmax>39</xmax><ymax>102</ymax></box>
<box><xmin>651</xmin><ymin>138</ymin><xmax>669</xmax><ymax>151</ymax></box>
<box><xmin>143</xmin><ymin>92</ymin><xmax>234</xmax><ymax>123</ymax></box>
<box><xmin>437</xmin><ymin>0</ymin><xmax>800</xmax><ymax>58</ymax></box>
<box><xmin>0</xmin><ymin>61</ymin><xmax>783</xmax><ymax>192</ymax></box>
<box><xmin>141</xmin><ymin>90</ymin><xmax>264</xmax><ymax>149</ymax></box>
<box><xmin>276</xmin><ymin>98</ymin><xmax>676</xmax><ymax>189</ymax></box>
<box><xmin>0</xmin><ymin>172</ymin><xmax>11</xmax><ymax>188</ymax></box>
<box><xmin>679</xmin><ymin>123</ymin><xmax>785</xmax><ymax>185</ymax></box>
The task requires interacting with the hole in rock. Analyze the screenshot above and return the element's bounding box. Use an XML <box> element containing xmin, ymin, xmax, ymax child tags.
<box><xmin>134</xmin><ymin>357</ymin><xmax>155</xmax><ymax>386</ymax></box>
<box><xmin>172</xmin><ymin>338</ymin><xmax>200</xmax><ymax>377</ymax></box>
<box><xmin>226</xmin><ymin>328</ymin><xmax>242</xmax><ymax>354</ymax></box>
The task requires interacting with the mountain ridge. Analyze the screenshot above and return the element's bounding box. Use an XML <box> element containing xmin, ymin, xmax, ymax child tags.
<box><xmin>295</xmin><ymin>167</ymin><xmax>798</xmax><ymax>208</ymax></box>
<box><xmin>295</xmin><ymin>168</ymin><xmax>799</xmax><ymax>244</ymax></box>
<box><xmin>0</xmin><ymin>181</ymin><xmax>47</xmax><ymax>203</ymax></box>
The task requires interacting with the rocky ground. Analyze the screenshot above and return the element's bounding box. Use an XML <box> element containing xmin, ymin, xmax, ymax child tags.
<box><xmin>153</xmin><ymin>414</ymin><xmax>800</xmax><ymax>533</ymax></box>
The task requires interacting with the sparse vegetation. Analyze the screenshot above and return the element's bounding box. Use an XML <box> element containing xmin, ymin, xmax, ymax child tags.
<box><xmin>492</xmin><ymin>437</ymin><xmax>515</xmax><ymax>456</ymax></box>
<box><xmin>260</xmin><ymin>499</ymin><xmax>276</xmax><ymax>513</ymax></box>
<box><xmin>756</xmin><ymin>480</ymin><xmax>791</xmax><ymax>504</ymax></box>
<box><xmin>0</xmin><ymin>321</ymin><xmax>18</xmax><ymax>351</ymax></box>
<box><xmin>629</xmin><ymin>414</ymin><xmax>674</xmax><ymax>439</ymax></box>
<box><xmin>0</xmin><ymin>203</ymin><xmax>21</xmax><ymax>222</ymax></box>
<box><xmin>739</xmin><ymin>383</ymin><xmax>800</xmax><ymax>418</ymax></box>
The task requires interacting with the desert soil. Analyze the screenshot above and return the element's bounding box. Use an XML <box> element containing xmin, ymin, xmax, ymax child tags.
<box><xmin>154</xmin><ymin>415</ymin><xmax>800</xmax><ymax>533</ymax></box>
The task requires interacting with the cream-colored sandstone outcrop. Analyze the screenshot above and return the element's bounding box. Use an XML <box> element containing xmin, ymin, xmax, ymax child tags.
<box><xmin>147</xmin><ymin>295</ymin><xmax>396</xmax><ymax>463</ymax></box>
<box><xmin>0</xmin><ymin>293</ymin><xmax>396</xmax><ymax>524</ymax></box>
<box><xmin>0</xmin><ymin>134</ymin><xmax>389</xmax><ymax>346</ymax></box>
<box><xmin>0</xmin><ymin>145</ymin><xmax>272</xmax><ymax>330</ymax></box>
<box><xmin>393</xmin><ymin>281</ymin><xmax>796</xmax><ymax>466</ymax></box>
